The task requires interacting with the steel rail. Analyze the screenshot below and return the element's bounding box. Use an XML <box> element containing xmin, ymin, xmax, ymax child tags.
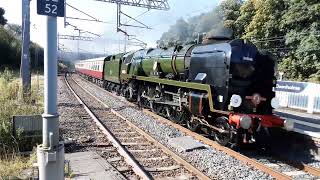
<box><xmin>271</xmin><ymin>153</ymin><xmax>320</xmax><ymax>177</ymax></box>
<box><xmin>70</xmin><ymin>75</ymin><xmax>211</xmax><ymax>180</ymax></box>
<box><xmin>64</xmin><ymin>75</ymin><xmax>152</xmax><ymax>180</ymax></box>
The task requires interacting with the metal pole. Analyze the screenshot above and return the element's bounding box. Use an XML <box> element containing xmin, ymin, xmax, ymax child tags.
<box><xmin>77</xmin><ymin>29</ymin><xmax>80</xmax><ymax>59</ymax></box>
<box><xmin>37</xmin><ymin>16</ymin><xmax>64</xmax><ymax>180</ymax></box>
<box><xmin>124</xmin><ymin>35</ymin><xmax>127</xmax><ymax>53</ymax></box>
<box><xmin>64</xmin><ymin>0</ymin><xmax>67</xmax><ymax>28</ymax></box>
<box><xmin>124</xmin><ymin>26</ymin><xmax>127</xmax><ymax>53</ymax></box>
<box><xmin>20</xmin><ymin>0</ymin><xmax>31</xmax><ymax>99</ymax></box>
<box><xmin>117</xmin><ymin>3</ymin><xmax>120</xmax><ymax>32</ymax></box>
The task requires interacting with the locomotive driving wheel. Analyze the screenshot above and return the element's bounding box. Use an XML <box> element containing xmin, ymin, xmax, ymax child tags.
<box><xmin>149</xmin><ymin>101</ymin><xmax>160</xmax><ymax>113</ymax></box>
<box><xmin>137</xmin><ymin>87</ymin><xmax>148</xmax><ymax>109</ymax></box>
<box><xmin>213</xmin><ymin>116</ymin><xmax>232</xmax><ymax>146</ymax></box>
<box><xmin>187</xmin><ymin>116</ymin><xmax>201</xmax><ymax>132</ymax></box>
<box><xmin>125</xmin><ymin>83</ymin><xmax>135</xmax><ymax>102</ymax></box>
<box><xmin>171</xmin><ymin>107</ymin><xmax>189</xmax><ymax>124</ymax></box>
<box><xmin>164</xmin><ymin>106</ymin><xmax>182</xmax><ymax>122</ymax></box>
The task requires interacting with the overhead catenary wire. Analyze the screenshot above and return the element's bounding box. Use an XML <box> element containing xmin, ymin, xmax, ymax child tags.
<box><xmin>66</xmin><ymin>17</ymin><xmax>116</xmax><ymax>24</ymax></box>
<box><xmin>62</xmin><ymin>0</ymin><xmax>170</xmax><ymax>53</ymax></box>
<box><xmin>250</xmin><ymin>31</ymin><xmax>320</xmax><ymax>43</ymax></box>
<box><xmin>66</xmin><ymin>3</ymin><xmax>99</xmax><ymax>21</ymax></box>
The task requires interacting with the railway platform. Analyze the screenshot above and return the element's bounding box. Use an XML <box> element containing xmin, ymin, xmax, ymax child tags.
<box><xmin>275</xmin><ymin>108</ymin><xmax>320</xmax><ymax>139</ymax></box>
<box><xmin>65</xmin><ymin>151</ymin><xmax>126</xmax><ymax>180</ymax></box>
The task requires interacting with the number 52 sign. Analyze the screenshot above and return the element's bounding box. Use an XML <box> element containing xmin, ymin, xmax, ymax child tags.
<box><xmin>37</xmin><ymin>0</ymin><xmax>65</xmax><ymax>17</ymax></box>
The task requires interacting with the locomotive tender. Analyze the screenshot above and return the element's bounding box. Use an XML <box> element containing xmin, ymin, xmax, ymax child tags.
<box><xmin>75</xmin><ymin>37</ymin><xmax>293</xmax><ymax>146</ymax></box>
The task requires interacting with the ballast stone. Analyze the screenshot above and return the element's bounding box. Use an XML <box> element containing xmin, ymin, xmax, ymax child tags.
<box><xmin>168</xmin><ymin>136</ymin><xmax>205</xmax><ymax>152</ymax></box>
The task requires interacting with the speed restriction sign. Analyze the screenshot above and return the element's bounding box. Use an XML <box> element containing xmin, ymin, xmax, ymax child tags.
<box><xmin>37</xmin><ymin>0</ymin><xmax>65</xmax><ymax>17</ymax></box>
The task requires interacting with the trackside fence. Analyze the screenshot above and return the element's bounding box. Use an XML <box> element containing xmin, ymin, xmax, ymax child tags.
<box><xmin>275</xmin><ymin>81</ymin><xmax>320</xmax><ymax>114</ymax></box>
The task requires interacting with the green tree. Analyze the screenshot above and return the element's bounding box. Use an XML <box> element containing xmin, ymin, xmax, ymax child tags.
<box><xmin>0</xmin><ymin>27</ymin><xmax>21</xmax><ymax>68</ymax></box>
<box><xmin>0</xmin><ymin>25</ymin><xmax>44</xmax><ymax>70</ymax></box>
<box><xmin>280</xmin><ymin>0</ymin><xmax>320</xmax><ymax>81</ymax></box>
<box><xmin>0</xmin><ymin>7</ymin><xmax>7</xmax><ymax>25</ymax></box>
<box><xmin>219</xmin><ymin>0</ymin><xmax>243</xmax><ymax>38</ymax></box>
<box><xmin>234</xmin><ymin>0</ymin><xmax>256</xmax><ymax>38</ymax></box>
<box><xmin>6</xmin><ymin>24</ymin><xmax>22</xmax><ymax>38</ymax></box>
<box><xmin>244</xmin><ymin>0</ymin><xmax>286</xmax><ymax>44</ymax></box>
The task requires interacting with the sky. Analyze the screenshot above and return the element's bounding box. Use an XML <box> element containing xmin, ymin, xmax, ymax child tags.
<box><xmin>0</xmin><ymin>0</ymin><xmax>221</xmax><ymax>54</ymax></box>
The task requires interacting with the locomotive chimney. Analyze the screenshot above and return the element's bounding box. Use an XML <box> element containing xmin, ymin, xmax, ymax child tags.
<box><xmin>197</xmin><ymin>33</ymin><xmax>206</xmax><ymax>44</ymax></box>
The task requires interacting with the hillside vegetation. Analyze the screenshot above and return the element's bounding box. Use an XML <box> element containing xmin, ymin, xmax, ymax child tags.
<box><xmin>0</xmin><ymin>7</ymin><xmax>43</xmax><ymax>70</ymax></box>
<box><xmin>158</xmin><ymin>0</ymin><xmax>320</xmax><ymax>82</ymax></box>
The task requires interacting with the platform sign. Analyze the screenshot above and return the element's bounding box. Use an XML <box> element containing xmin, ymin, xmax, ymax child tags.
<box><xmin>37</xmin><ymin>0</ymin><xmax>65</xmax><ymax>17</ymax></box>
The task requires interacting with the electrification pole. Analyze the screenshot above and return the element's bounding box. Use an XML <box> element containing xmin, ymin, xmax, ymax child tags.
<box><xmin>36</xmin><ymin>0</ymin><xmax>65</xmax><ymax>179</ymax></box>
<box><xmin>21</xmin><ymin>0</ymin><xmax>31</xmax><ymax>99</ymax></box>
<box><xmin>77</xmin><ymin>29</ymin><xmax>80</xmax><ymax>59</ymax></box>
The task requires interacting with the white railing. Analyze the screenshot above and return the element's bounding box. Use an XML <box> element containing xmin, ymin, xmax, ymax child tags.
<box><xmin>275</xmin><ymin>81</ymin><xmax>320</xmax><ymax>113</ymax></box>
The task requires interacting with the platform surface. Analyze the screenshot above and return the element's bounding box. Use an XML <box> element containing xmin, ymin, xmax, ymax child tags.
<box><xmin>276</xmin><ymin>108</ymin><xmax>320</xmax><ymax>138</ymax></box>
<box><xmin>65</xmin><ymin>151</ymin><xmax>126</xmax><ymax>180</ymax></box>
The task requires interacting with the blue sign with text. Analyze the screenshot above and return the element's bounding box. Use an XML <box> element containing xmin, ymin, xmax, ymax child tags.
<box><xmin>275</xmin><ymin>81</ymin><xmax>307</xmax><ymax>93</ymax></box>
<box><xmin>37</xmin><ymin>0</ymin><xmax>65</xmax><ymax>17</ymax></box>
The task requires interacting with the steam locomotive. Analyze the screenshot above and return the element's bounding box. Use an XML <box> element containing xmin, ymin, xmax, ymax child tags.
<box><xmin>75</xmin><ymin>37</ymin><xmax>292</xmax><ymax>146</ymax></box>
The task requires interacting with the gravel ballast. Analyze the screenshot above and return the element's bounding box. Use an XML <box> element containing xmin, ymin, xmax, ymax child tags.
<box><xmin>58</xmin><ymin>75</ymin><xmax>142</xmax><ymax>179</ymax></box>
<box><xmin>58</xmin><ymin>75</ymin><xmax>108</xmax><ymax>152</ymax></box>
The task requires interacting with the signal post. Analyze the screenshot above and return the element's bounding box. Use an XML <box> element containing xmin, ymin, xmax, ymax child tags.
<box><xmin>36</xmin><ymin>0</ymin><xmax>65</xmax><ymax>179</ymax></box>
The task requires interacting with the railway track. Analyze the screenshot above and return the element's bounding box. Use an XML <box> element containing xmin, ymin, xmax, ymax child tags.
<box><xmin>73</xmin><ymin>74</ymin><xmax>320</xmax><ymax>180</ymax></box>
<box><xmin>143</xmin><ymin>111</ymin><xmax>320</xmax><ymax>180</ymax></box>
<box><xmin>65</xmin><ymin>74</ymin><xmax>210</xmax><ymax>180</ymax></box>
<box><xmin>240</xmin><ymin>149</ymin><xmax>320</xmax><ymax>179</ymax></box>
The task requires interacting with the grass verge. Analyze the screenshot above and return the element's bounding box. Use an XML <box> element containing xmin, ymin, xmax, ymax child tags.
<box><xmin>0</xmin><ymin>68</ymin><xmax>43</xmax><ymax>178</ymax></box>
<box><xmin>0</xmin><ymin>151</ymin><xmax>37</xmax><ymax>178</ymax></box>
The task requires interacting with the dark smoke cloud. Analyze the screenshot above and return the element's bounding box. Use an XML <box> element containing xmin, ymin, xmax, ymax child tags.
<box><xmin>158</xmin><ymin>7</ymin><xmax>232</xmax><ymax>46</ymax></box>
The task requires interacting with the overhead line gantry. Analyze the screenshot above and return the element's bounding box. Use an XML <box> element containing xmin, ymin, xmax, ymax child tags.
<box><xmin>94</xmin><ymin>0</ymin><xmax>170</xmax><ymax>10</ymax></box>
<box><xmin>93</xmin><ymin>0</ymin><xmax>169</xmax><ymax>50</ymax></box>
